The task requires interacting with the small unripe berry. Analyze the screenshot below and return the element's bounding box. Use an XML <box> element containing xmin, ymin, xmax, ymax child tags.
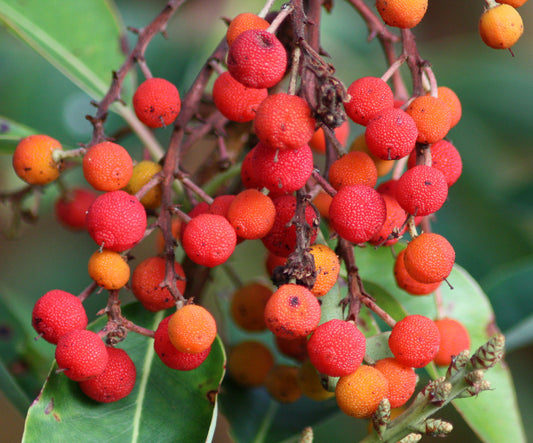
<box><xmin>394</xmin><ymin>249</ymin><xmax>441</xmax><ymax>296</ymax></box>
<box><xmin>124</xmin><ymin>160</ymin><xmax>163</xmax><ymax>209</ymax></box>
<box><xmin>12</xmin><ymin>134</ymin><xmax>63</xmax><ymax>185</ymax></box>
<box><xmin>54</xmin><ymin>188</ymin><xmax>97</xmax><ymax>231</ymax></box>
<box><xmin>307</xmin><ymin>319</ymin><xmax>366</xmax><ymax>377</ymax></box>
<box><xmin>133</xmin><ymin>78</ymin><xmax>181</xmax><ymax>128</ymax></box>
<box><xmin>55</xmin><ymin>329</ymin><xmax>109</xmax><ymax>381</ymax></box>
<box><xmin>83</xmin><ymin>141</ymin><xmax>133</xmax><ymax>192</ymax></box>
<box><xmin>433</xmin><ymin>318</ymin><xmax>471</xmax><ymax>366</ymax></box>
<box><xmin>388</xmin><ymin>314</ymin><xmax>440</xmax><ymax>368</ymax></box>
<box><xmin>78</xmin><ymin>347</ymin><xmax>136</xmax><ymax>403</ymax></box>
<box><xmin>479</xmin><ymin>4</ymin><xmax>524</xmax><ymax>49</ymax></box>
<box><xmin>32</xmin><ymin>289</ymin><xmax>88</xmax><ymax>344</ymax></box>
<box><xmin>86</xmin><ymin>190</ymin><xmax>147</xmax><ymax>252</ymax></box>
<box><xmin>167</xmin><ymin>304</ymin><xmax>217</xmax><ymax>354</ymax></box>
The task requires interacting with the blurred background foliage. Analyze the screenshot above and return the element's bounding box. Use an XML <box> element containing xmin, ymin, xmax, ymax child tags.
<box><xmin>0</xmin><ymin>0</ymin><xmax>532</xmax><ymax>442</ymax></box>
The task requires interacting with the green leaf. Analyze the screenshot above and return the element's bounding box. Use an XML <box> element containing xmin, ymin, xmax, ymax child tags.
<box><xmin>22</xmin><ymin>303</ymin><xmax>226</xmax><ymax>443</ymax></box>
<box><xmin>0</xmin><ymin>0</ymin><xmax>127</xmax><ymax>101</ymax></box>
<box><xmin>0</xmin><ymin>359</ymin><xmax>31</xmax><ymax>415</ymax></box>
<box><xmin>504</xmin><ymin>314</ymin><xmax>533</xmax><ymax>352</ymax></box>
<box><xmin>0</xmin><ymin>116</ymin><xmax>37</xmax><ymax>152</ymax></box>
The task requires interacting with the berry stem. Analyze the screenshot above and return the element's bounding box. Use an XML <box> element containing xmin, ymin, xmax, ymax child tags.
<box><xmin>175</xmin><ymin>171</ymin><xmax>214</xmax><ymax>205</ymax></box>
<box><xmin>345</xmin><ymin>0</ymin><xmax>400</xmax><ymax>43</ymax></box>
<box><xmin>52</xmin><ymin>147</ymin><xmax>86</xmax><ymax>163</ymax></box>
<box><xmin>258</xmin><ymin>0</ymin><xmax>278</xmax><ymax>18</ymax></box>
<box><xmin>134</xmin><ymin>171</ymin><xmax>163</xmax><ymax>201</ymax></box>
<box><xmin>77</xmin><ymin>281</ymin><xmax>98</xmax><ymax>303</ymax></box>
<box><xmin>381</xmin><ymin>54</ymin><xmax>407</xmax><ymax>83</ymax></box>
<box><xmin>311</xmin><ymin>169</ymin><xmax>337</xmax><ymax>197</ymax></box>
<box><xmin>266</xmin><ymin>3</ymin><xmax>295</xmax><ymax>34</ymax></box>
<box><xmin>288</xmin><ymin>46</ymin><xmax>302</xmax><ymax>95</ymax></box>
<box><xmin>422</xmin><ymin>66</ymin><xmax>439</xmax><ymax>97</ymax></box>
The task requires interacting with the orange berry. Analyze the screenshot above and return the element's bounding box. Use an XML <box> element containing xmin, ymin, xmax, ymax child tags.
<box><xmin>226</xmin><ymin>189</ymin><xmax>276</xmax><ymax>240</ymax></box>
<box><xmin>497</xmin><ymin>0</ymin><xmax>528</xmax><ymax>7</ymax></box>
<box><xmin>133</xmin><ymin>78</ymin><xmax>181</xmax><ymax>128</ymax></box>
<box><xmin>309</xmin><ymin>244</ymin><xmax>340</xmax><ymax>297</ymax></box>
<box><xmin>167</xmin><ymin>304</ymin><xmax>217</xmax><ymax>354</ymax></box>
<box><xmin>88</xmin><ymin>249</ymin><xmax>130</xmax><ymax>290</ymax></box>
<box><xmin>226</xmin><ymin>12</ymin><xmax>270</xmax><ymax>47</ymax></box>
<box><xmin>227</xmin><ymin>340</ymin><xmax>274</xmax><ymax>387</ymax></box>
<box><xmin>230</xmin><ymin>281</ymin><xmax>273</xmax><ymax>332</ymax></box>
<box><xmin>388</xmin><ymin>314</ymin><xmax>440</xmax><ymax>368</ymax></box>
<box><xmin>227</xmin><ymin>29</ymin><xmax>287</xmax><ymax>89</ymax></box>
<box><xmin>369</xmin><ymin>194</ymin><xmax>407</xmax><ymax>247</ymax></box>
<box><xmin>12</xmin><ymin>134</ymin><xmax>63</xmax><ymax>185</ymax></box>
<box><xmin>374</xmin><ymin>357</ymin><xmax>417</xmax><ymax>408</ymax></box>
<box><xmin>433</xmin><ymin>86</ymin><xmax>462</xmax><ymax>129</ymax></box>
<box><xmin>212</xmin><ymin>71</ymin><xmax>268</xmax><ymax>123</ymax></box>
<box><xmin>182</xmin><ymin>213</ymin><xmax>237</xmax><ymax>267</ymax></box>
<box><xmin>328</xmin><ymin>151</ymin><xmax>378</xmax><ymax>190</ymax></box>
<box><xmin>254</xmin><ymin>93</ymin><xmax>316</xmax><ymax>151</ymax></box>
<box><xmin>395</xmin><ymin>165</ymin><xmax>448</xmax><ymax>216</ymax></box>
<box><xmin>264</xmin><ymin>284</ymin><xmax>321</xmax><ymax>339</ymax></box>
<box><xmin>433</xmin><ymin>318</ymin><xmax>471</xmax><ymax>366</ymax></box>
<box><xmin>393</xmin><ymin>249</ymin><xmax>441</xmax><ymax>296</ymax></box>
<box><xmin>307</xmin><ymin>319</ymin><xmax>366</xmax><ymax>376</ymax></box>
<box><xmin>344</xmin><ymin>76</ymin><xmax>394</xmax><ymax>126</ymax></box>
<box><xmin>312</xmin><ymin>190</ymin><xmax>333</xmax><ymax>220</ymax></box>
<box><xmin>83</xmin><ymin>141</ymin><xmax>133</xmax><ymax>192</ymax></box>
<box><xmin>403</xmin><ymin>233</ymin><xmax>455</xmax><ymax>284</ymax></box>
<box><xmin>406</xmin><ymin>96</ymin><xmax>452</xmax><ymax>145</ymax></box>
<box><xmin>365</xmin><ymin>108</ymin><xmax>418</xmax><ymax>160</ymax></box>
<box><xmin>407</xmin><ymin>139</ymin><xmax>463</xmax><ymax>188</ymax></box>
<box><xmin>376</xmin><ymin>0</ymin><xmax>428</xmax><ymax>29</ymax></box>
<box><xmin>350</xmin><ymin>133</ymin><xmax>394</xmax><ymax>177</ymax></box>
<box><xmin>297</xmin><ymin>360</ymin><xmax>335</xmax><ymax>401</ymax></box>
<box><xmin>335</xmin><ymin>365</ymin><xmax>389</xmax><ymax>418</ymax></box>
<box><xmin>309</xmin><ymin>120</ymin><xmax>350</xmax><ymax>154</ymax></box>
<box><xmin>124</xmin><ymin>160</ymin><xmax>163</xmax><ymax>209</ymax></box>
<box><xmin>275</xmin><ymin>335</ymin><xmax>309</xmax><ymax>362</ymax></box>
<box><xmin>328</xmin><ymin>185</ymin><xmax>387</xmax><ymax>245</ymax></box>
<box><xmin>264</xmin><ymin>365</ymin><xmax>302</xmax><ymax>403</ymax></box>
<box><xmin>131</xmin><ymin>256</ymin><xmax>187</xmax><ymax>312</ymax></box>
<box><xmin>479</xmin><ymin>4</ymin><xmax>523</xmax><ymax>49</ymax></box>
<box><xmin>55</xmin><ymin>187</ymin><xmax>97</xmax><ymax>231</ymax></box>
<box><xmin>252</xmin><ymin>142</ymin><xmax>314</xmax><ymax>194</ymax></box>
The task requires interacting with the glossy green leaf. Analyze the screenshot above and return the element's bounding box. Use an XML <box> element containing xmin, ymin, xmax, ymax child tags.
<box><xmin>22</xmin><ymin>303</ymin><xmax>226</xmax><ymax>443</ymax></box>
<box><xmin>0</xmin><ymin>0</ymin><xmax>127</xmax><ymax>101</ymax></box>
<box><xmin>0</xmin><ymin>116</ymin><xmax>37</xmax><ymax>153</ymax></box>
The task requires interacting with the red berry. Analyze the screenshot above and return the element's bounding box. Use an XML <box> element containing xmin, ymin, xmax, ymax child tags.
<box><xmin>32</xmin><ymin>289</ymin><xmax>88</xmax><ymax>344</ymax></box>
<box><xmin>227</xmin><ymin>29</ymin><xmax>287</xmax><ymax>89</ymax></box>
<box><xmin>78</xmin><ymin>347</ymin><xmax>136</xmax><ymax>403</ymax></box>
<box><xmin>374</xmin><ymin>357</ymin><xmax>418</xmax><ymax>408</ymax></box>
<box><xmin>86</xmin><ymin>190</ymin><xmax>147</xmax><ymax>252</ymax></box>
<box><xmin>55</xmin><ymin>329</ymin><xmax>109</xmax><ymax>381</ymax></box>
<box><xmin>55</xmin><ymin>188</ymin><xmax>98</xmax><ymax>231</ymax></box>
<box><xmin>433</xmin><ymin>318</ymin><xmax>471</xmax><ymax>366</ymax></box>
<box><xmin>368</xmin><ymin>194</ymin><xmax>407</xmax><ymax>246</ymax></box>
<box><xmin>307</xmin><ymin>319</ymin><xmax>366</xmax><ymax>377</ymax></box>
<box><xmin>344</xmin><ymin>76</ymin><xmax>394</xmax><ymax>126</ymax></box>
<box><xmin>133</xmin><ymin>78</ymin><xmax>181</xmax><ymax>128</ymax></box>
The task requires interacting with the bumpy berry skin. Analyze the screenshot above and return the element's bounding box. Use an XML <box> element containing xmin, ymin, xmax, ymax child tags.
<box><xmin>374</xmin><ymin>357</ymin><xmax>418</xmax><ymax>408</ymax></box>
<box><xmin>479</xmin><ymin>4</ymin><xmax>524</xmax><ymax>49</ymax></box>
<box><xmin>350</xmin><ymin>133</ymin><xmax>395</xmax><ymax>177</ymax></box>
<box><xmin>407</xmin><ymin>139</ymin><xmax>462</xmax><ymax>187</ymax></box>
<box><xmin>131</xmin><ymin>257</ymin><xmax>187</xmax><ymax>312</ymax></box>
<box><xmin>329</xmin><ymin>185</ymin><xmax>387</xmax><ymax>244</ymax></box>
<box><xmin>12</xmin><ymin>134</ymin><xmax>63</xmax><ymax>185</ymax></box>
<box><xmin>376</xmin><ymin>0</ymin><xmax>428</xmax><ymax>29</ymax></box>
<box><xmin>154</xmin><ymin>315</ymin><xmax>210</xmax><ymax>371</ymax></box>
<box><xmin>55</xmin><ymin>329</ymin><xmax>109</xmax><ymax>381</ymax></box>
<box><xmin>226</xmin><ymin>12</ymin><xmax>270</xmax><ymax>46</ymax></box>
<box><xmin>86</xmin><ymin>190</ymin><xmax>147</xmax><ymax>252</ymax></box>
<box><xmin>254</xmin><ymin>93</ymin><xmax>316</xmax><ymax>151</ymax></box>
<box><xmin>406</xmin><ymin>96</ymin><xmax>452</xmax><ymax>145</ymax></box>
<box><xmin>212</xmin><ymin>71</ymin><xmax>268</xmax><ymax>123</ymax></box>
<box><xmin>228</xmin><ymin>341</ymin><xmax>274</xmax><ymax>387</ymax></box>
<box><xmin>388</xmin><ymin>314</ymin><xmax>441</xmax><ymax>368</ymax></box>
<box><xmin>209</xmin><ymin>194</ymin><xmax>236</xmax><ymax>218</ymax></box>
<box><xmin>83</xmin><ymin>141</ymin><xmax>133</xmax><ymax>192</ymax></box>
<box><xmin>369</xmin><ymin>194</ymin><xmax>407</xmax><ymax>246</ymax></box>
<box><xmin>227</xmin><ymin>29</ymin><xmax>287</xmax><ymax>89</ymax></box>
<box><xmin>88</xmin><ymin>249</ymin><xmax>130</xmax><ymax>290</ymax></box>
<box><xmin>328</xmin><ymin>151</ymin><xmax>378</xmax><ymax>190</ymax></box>
<box><xmin>32</xmin><ymin>290</ymin><xmax>88</xmax><ymax>344</ymax></box>
<box><xmin>433</xmin><ymin>318</ymin><xmax>471</xmax><ymax>366</ymax></box>
<box><xmin>264</xmin><ymin>365</ymin><xmax>302</xmax><ymax>403</ymax></box>
<box><xmin>124</xmin><ymin>160</ymin><xmax>163</xmax><ymax>209</ymax></box>
<box><xmin>365</xmin><ymin>108</ymin><xmax>418</xmax><ymax>160</ymax></box>
<box><xmin>264</xmin><ymin>284</ymin><xmax>321</xmax><ymax>339</ymax></box>
<box><xmin>252</xmin><ymin>142</ymin><xmax>314</xmax><ymax>195</ymax></box>
<box><xmin>394</xmin><ymin>249</ymin><xmax>441</xmax><ymax>296</ymax></box>
<box><xmin>55</xmin><ymin>188</ymin><xmax>97</xmax><ymax>231</ymax></box>
<box><xmin>240</xmin><ymin>148</ymin><xmax>262</xmax><ymax>190</ymax></box>
<box><xmin>403</xmin><ymin>233</ymin><xmax>455</xmax><ymax>284</ymax></box>
<box><xmin>344</xmin><ymin>76</ymin><xmax>394</xmax><ymax>126</ymax></box>
<box><xmin>309</xmin><ymin>120</ymin><xmax>350</xmax><ymax>154</ymax></box>
<box><xmin>167</xmin><ymin>304</ymin><xmax>217</xmax><ymax>354</ymax></box>
<box><xmin>262</xmin><ymin>195</ymin><xmax>318</xmax><ymax>257</ymax></box>
<box><xmin>309</xmin><ymin>244</ymin><xmax>340</xmax><ymax>297</ymax></box>
<box><xmin>396</xmin><ymin>165</ymin><xmax>448</xmax><ymax>217</ymax></box>
<box><xmin>433</xmin><ymin>86</ymin><xmax>462</xmax><ymax>129</ymax></box>
<box><xmin>79</xmin><ymin>347</ymin><xmax>136</xmax><ymax>403</ymax></box>
<box><xmin>182</xmin><ymin>213</ymin><xmax>237</xmax><ymax>267</ymax></box>
<box><xmin>133</xmin><ymin>78</ymin><xmax>181</xmax><ymax>128</ymax></box>
<box><xmin>307</xmin><ymin>319</ymin><xmax>366</xmax><ymax>377</ymax></box>
<box><xmin>226</xmin><ymin>189</ymin><xmax>276</xmax><ymax>240</ymax></box>
<box><xmin>230</xmin><ymin>282</ymin><xmax>273</xmax><ymax>332</ymax></box>
<box><xmin>297</xmin><ymin>359</ymin><xmax>335</xmax><ymax>401</ymax></box>
<box><xmin>336</xmin><ymin>365</ymin><xmax>389</xmax><ymax>418</ymax></box>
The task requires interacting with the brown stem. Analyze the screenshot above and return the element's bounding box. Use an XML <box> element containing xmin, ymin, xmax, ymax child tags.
<box><xmin>78</xmin><ymin>281</ymin><xmax>98</xmax><ymax>303</ymax></box>
<box><xmin>311</xmin><ymin>169</ymin><xmax>337</xmax><ymax>197</ymax></box>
